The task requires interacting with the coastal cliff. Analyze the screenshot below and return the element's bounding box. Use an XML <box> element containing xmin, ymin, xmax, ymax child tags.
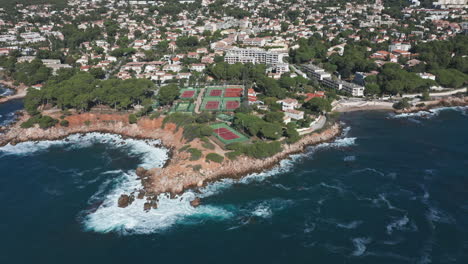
<box><xmin>0</xmin><ymin>110</ymin><xmax>342</xmax><ymax>207</ymax></box>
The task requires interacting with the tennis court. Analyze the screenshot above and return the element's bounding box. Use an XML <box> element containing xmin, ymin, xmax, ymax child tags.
<box><xmin>180</xmin><ymin>90</ymin><xmax>195</xmax><ymax>98</ymax></box>
<box><xmin>203</xmin><ymin>100</ymin><xmax>221</xmax><ymax>110</ymax></box>
<box><xmin>210</xmin><ymin>123</ymin><xmax>249</xmax><ymax>144</ymax></box>
<box><xmin>209</xmin><ymin>89</ymin><xmax>223</xmax><ymax>97</ymax></box>
<box><xmin>225</xmin><ymin>100</ymin><xmax>240</xmax><ymax>110</ymax></box>
<box><xmin>224</xmin><ymin>88</ymin><xmax>243</xmax><ymax>97</ymax></box>
<box><xmin>179</xmin><ymin>89</ymin><xmax>197</xmax><ymax>100</ymax></box>
<box><xmin>214</xmin><ymin>127</ymin><xmax>239</xmax><ymax>140</ymax></box>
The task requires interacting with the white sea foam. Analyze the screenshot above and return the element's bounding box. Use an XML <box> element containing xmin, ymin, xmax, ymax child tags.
<box><xmin>351</xmin><ymin>237</ymin><xmax>371</xmax><ymax>256</ymax></box>
<box><xmin>251</xmin><ymin>204</ymin><xmax>273</xmax><ymax>218</ymax></box>
<box><xmin>304</xmin><ymin>222</ymin><xmax>316</xmax><ymax>233</ymax></box>
<box><xmin>426</xmin><ymin>206</ymin><xmax>454</xmax><ymax>227</ymax></box>
<box><xmin>0</xmin><ymin>88</ymin><xmax>14</xmax><ymax>96</ymax></box>
<box><xmin>0</xmin><ymin>133</ymin><xmax>167</xmax><ymax>169</ymax></box>
<box><xmin>1</xmin><ymin>128</ymin><xmax>360</xmax><ymax>234</ymax></box>
<box><xmin>373</xmin><ymin>193</ymin><xmax>406</xmax><ymax>212</ymax></box>
<box><xmin>84</xmin><ymin>171</ymin><xmax>233</xmax><ymax>234</ymax></box>
<box><xmin>344</xmin><ymin>155</ymin><xmax>356</xmax><ymax>162</ymax></box>
<box><xmin>386</xmin><ymin>215</ymin><xmax>409</xmax><ymax>235</ymax></box>
<box><xmin>0</xmin><ymin>112</ymin><xmax>16</xmax><ymax>126</ymax></box>
<box><xmin>337</xmin><ymin>220</ymin><xmax>363</xmax><ymax>229</ymax></box>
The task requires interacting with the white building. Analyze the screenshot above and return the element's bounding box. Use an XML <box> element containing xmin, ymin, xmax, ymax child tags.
<box><xmin>322</xmin><ymin>78</ymin><xmax>365</xmax><ymax>97</ymax></box>
<box><xmin>284</xmin><ymin>109</ymin><xmax>304</xmax><ymax>120</ymax></box>
<box><xmin>224</xmin><ymin>47</ymin><xmax>286</xmax><ymax>66</ymax></box>
<box><xmin>302</xmin><ymin>64</ymin><xmax>332</xmax><ymax>81</ymax></box>
<box><xmin>277</xmin><ymin>98</ymin><xmax>300</xmax><ymax>111</ymax></box>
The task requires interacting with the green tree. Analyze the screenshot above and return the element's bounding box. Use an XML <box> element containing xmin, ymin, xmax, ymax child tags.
<box><xmin>157</xmin><ymin>84</ymin><xmax>180</xmax><ymax>105</ymax></box>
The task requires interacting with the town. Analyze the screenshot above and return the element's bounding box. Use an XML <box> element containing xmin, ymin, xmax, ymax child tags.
<box><xmin>0</xmin><ymin>0</ymin><xmax>467</xmax><ymax>161</ymax></box>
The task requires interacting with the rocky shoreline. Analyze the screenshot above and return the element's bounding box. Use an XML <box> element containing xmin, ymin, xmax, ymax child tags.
<box><xmin>395</xmin><ymin>95</ymin><xmax>468</xmax><ymax>114</ymax></box>
<box><xmin>0</xmin><ymin>110</ymin><xmax>342</xmax><ymax>210</ymax></box>
<box><xmin>1</xmin><ymin>95</ymin><xmax>466</xmax><ymax>210</ymax></box>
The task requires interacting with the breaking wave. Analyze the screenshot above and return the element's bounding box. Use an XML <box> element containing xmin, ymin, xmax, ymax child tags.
<box><xmin>386</xmin><ymin>215</ymin><xmax>408</xmax><ymax>235</ymax></box>
<box><xmin>83</xmin><ymin>171</ymin><xmax>233</xmax><ymax>234</ymax></box>
<box><xmin>1</xmin><ymin>127</ymin><xmax>359</xmax><ymax>235</ymax></box>
<box><xmin>0</xmin><ymin>87</ymin><xmax>14</xmax><ymax>96</ymax></box>
<box><xmin>0</xmin><ymin>133</ymin><xmax>167</xmax><ymax>168</ymax></box>
<box><xmin>351</xmin><ymin>237</ymin><xmax>371</xmax><ymax>256</ymax></box>
<box><xmin>0</xmin><ymin>112</ymin><xmax>17</xmax><ymax>126</ymax></box>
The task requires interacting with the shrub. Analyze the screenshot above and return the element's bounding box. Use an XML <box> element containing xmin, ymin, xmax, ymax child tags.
<box><xmin>226</xmin><ymin>141</ymin><xmax>282</xmax><ymax>159</ymax></box>
<box><xmin>393</xmin><ymin>98</ymin><xmax>411</xmax><ymax>110</ymax></box>
<box><xmin>180</xmin><ymin>144</ymin><xmax>191</xmax><ymax>152</ymax></box>
<box><xmin>201</xmin><ymin>137</ymin><xmax>215</xmax><ymax>150</ymax></box>
<box><xmin>285</xmin><ymin>123</ymin><xmax>300</xmax><ymax>144</ymax></box>
<box><xmin>60</xmin><ymin>120</ymin><xmax>69</xmax><ymax>127</ymax></box>
<box><xmin>38</xmin><ymin>115</ymin><xmax>58</xmax><ymax>129</ymax></box>
<box><xmin>226</xmin><ymin>151</ymin><xmax>242</xmax><ymax>160</ymax></box>
<box><xmin>84</xmin><ymin>120</ymin><xmax>91</xmax><ymax>126</ymax></box>
<box><xmin>20</xmin><ymin>115</ymin><xmax>58</xmax><ymax>129</ymax></box>
<box><xmin>129</xmin><ymin>114</ymin><xmax>138</xmax><ymax>124</ymax></box>
<box><xmin>149</xmin><ymin>112</ymin><xmax>161</xmax><ymax>120</ymax></box>
<box><xmin>192</xmin><ymin>164</ymin><xmax>202</xmax><ymax>171</ymax></box>
<box><xmin>205</xmin><ymin>153</ymin><xmax>224</xmax><ymax>163</ymax></box>
<box><xmin>20</xmin><ymin>119</ymin><xmax>34</xmax><ymax>128</ymax></box>
<box><xmin>187</xmin><ymin>148</ymin><xmax>202</xmax><ymax>161</ymax></box>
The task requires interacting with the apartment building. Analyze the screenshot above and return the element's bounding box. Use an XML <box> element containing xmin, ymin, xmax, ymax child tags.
<box><xmin>224</xmin><ymin>47</ymin><xmax>285</xmax><ymax>66</ymax></box>
<box><xmin>322</xmin><ymin>78</ymin><xmax>365</xmax><ymax>97</ymax></box>
<box><xmin>302</xmin><ymin>64</ymin><xmax>332</xmax><ymax>81</ymax></box>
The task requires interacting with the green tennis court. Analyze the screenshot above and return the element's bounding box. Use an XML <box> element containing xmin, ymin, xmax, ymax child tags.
<box><xmin>210</xmin><ymin>123</ymin><xmax>249</xmax><ymax>144</ymax></box>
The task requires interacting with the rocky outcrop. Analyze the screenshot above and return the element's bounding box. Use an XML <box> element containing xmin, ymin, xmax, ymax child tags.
<box><xmin>118</xmin><ymin>194</ymin><xmax>134</xmax><ymax>208</ymax></box>
<box><xmin>190</xmin><ymin>198</ymin><xmax>201</xmax><ymax>208</ymax></box>
<box><xmin>396</xmin><ymin>96</ymin><xmax>468</xmax><ymax>114</ymax></box>
<box><xmin>146</xmin><ymin>123</ymin><xmax>342</xmax><ymax>196</ymax></box>
<box><xmin>0</xmin><ymin>110</ymin><xmax>342</xmax><ymax>211</ymax></box>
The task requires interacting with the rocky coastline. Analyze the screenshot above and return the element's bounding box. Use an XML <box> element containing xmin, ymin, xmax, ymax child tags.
<box><xmin>0</xmin><ymin>110</ymin><xmax>342</xmax><ymax>210</ymax></box>
<box><xmin>395</xmin><ymin>95</ymin><xmax>468</xmax><ymax>114</ymax></box>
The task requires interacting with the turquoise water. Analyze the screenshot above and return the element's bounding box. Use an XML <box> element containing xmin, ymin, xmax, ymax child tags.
<box><xmin>0</xmin><ymin>100</ymin><xmax>467</xmax><ymax>263</ymax></box>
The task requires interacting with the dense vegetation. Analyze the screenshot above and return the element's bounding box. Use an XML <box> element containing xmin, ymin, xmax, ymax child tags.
<box><xmin>24</xmin><ymin>72</ymin><xmax>155</xmax><ymax>114</ymax></box>
<box><xmin>226</xmin><ymin>141</ymin><xmax>282</xmax><ymax>159</ymax></box>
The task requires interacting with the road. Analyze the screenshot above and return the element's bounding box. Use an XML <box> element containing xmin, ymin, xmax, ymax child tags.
<box><xmin>297</xmin><ymin>115</ymin><xmax>326</xmax><ymax>135</ymax></box>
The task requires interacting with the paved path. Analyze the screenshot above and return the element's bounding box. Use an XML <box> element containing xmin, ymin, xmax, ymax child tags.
<box><xmin>298</xmin><ymin>115</ymin><xmax>326</xmax><ymax>135</ymax></box>
<box><xmin>402</xmin><ymin>88</ymin><xmax>467</xmax><ymax>98</ymax></box>
<box><xmin>194</xmin><ymin>88</ymin><xmax>205</xmax><ymax>114</ymax></box>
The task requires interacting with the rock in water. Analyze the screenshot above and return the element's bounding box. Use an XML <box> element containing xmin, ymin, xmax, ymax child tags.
<box><xmin>143</xmin><ymin>202</ymin><xmax>151</xmax><ymax>211</ymax></box>
<box><xmin>118</xmin><ymin>194</ymin><xmax>134</xmax><ymax>208</ymax></box>
<box><xmin>190</xmin><ymin>198</ymin><xmax>201</xmax><ymax>208</ymax></box>
<box><xmin>135</xmin><ymin>167</ymin><xmax>149</xmax><ymax>178</ymax></box>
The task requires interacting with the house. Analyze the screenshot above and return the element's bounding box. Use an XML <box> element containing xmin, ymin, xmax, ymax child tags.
<box><xmin>418</xmin><ymin>72</ymin><xmax>436</xmax><ymax>81</ymax></box>
<box><xmin>247</xmin><ymin>88</ymin><xmax>260</xmax><ymax>105</ymax></box>
<box><xmin>277</xmin><ymin>98</ymin><xmax>299</xmax><ymax>111</ymax></box>
<box><xmin>284</xmin><ymin>109</ymin><xmax>304</xmax><ymax>120</ymax></box>
<box><xmin>190</xmin><ymin>63</ymin><xmax>206</xmax><ymax>72</ymax></box>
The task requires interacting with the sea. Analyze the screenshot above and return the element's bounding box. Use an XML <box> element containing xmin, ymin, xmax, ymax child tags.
<box><xmin>0</xmin><ymin>97</ymin><xmax>467</xmax><ymax>264</ymax></box>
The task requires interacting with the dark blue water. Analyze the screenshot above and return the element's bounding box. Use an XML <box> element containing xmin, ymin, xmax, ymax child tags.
<box><xmin>0</xmin><ymin>84</ymin><xmax>14</xmax><ymax>97</ymax></box>
<box><xmin>0</xmin><ymin>100</ymin><xmax>467</xmax><ymax>264</ymax></box>
<box><xmin>0</xmin><ymin>98</ymin><xmax>22</xmax><ymax>126</ymax></box>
